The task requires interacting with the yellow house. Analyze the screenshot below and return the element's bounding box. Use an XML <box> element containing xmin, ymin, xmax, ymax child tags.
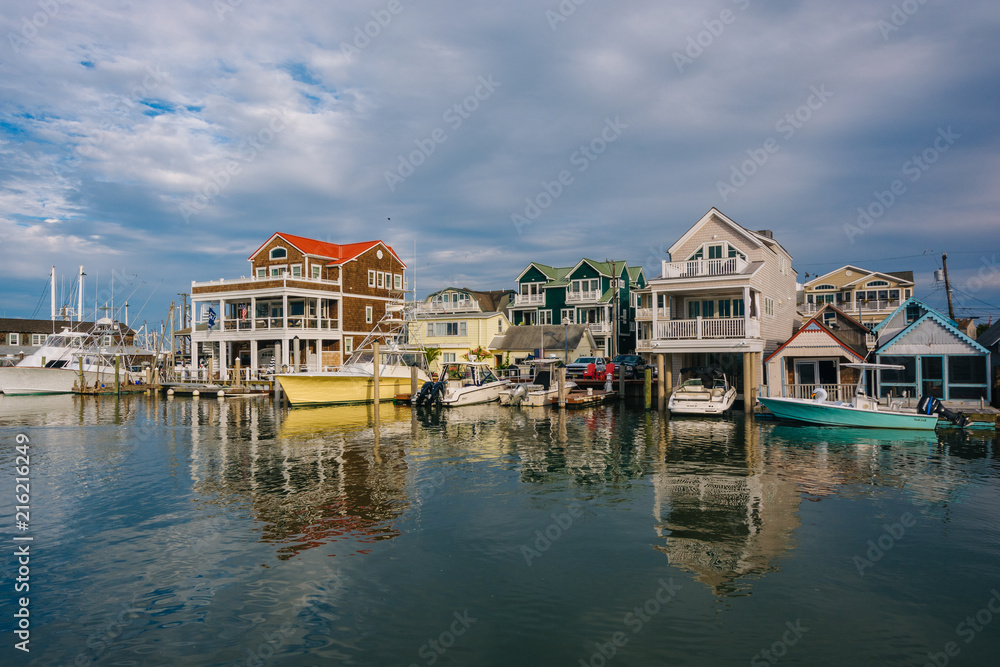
<box><xmin>801</xmin><ymin>265</ymin><xmax>914</xmax><ymax>327</ymax></box>
<box><xmin>410</xmin><ymin>287</ymin><xmax>514</xmax><ymax>374</ymax></box>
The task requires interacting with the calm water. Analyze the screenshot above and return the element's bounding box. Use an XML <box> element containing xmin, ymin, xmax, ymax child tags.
<box><xmin>1</xmin><ymin>394</ymin><xmax>999</xmax><ymax>666</ymax></box>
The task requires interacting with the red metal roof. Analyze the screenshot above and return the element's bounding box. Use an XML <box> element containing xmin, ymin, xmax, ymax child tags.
<box><xmin>248</xmin><ymin>233</ymin><xmax>405</xmax><ymax>267</ymax></box>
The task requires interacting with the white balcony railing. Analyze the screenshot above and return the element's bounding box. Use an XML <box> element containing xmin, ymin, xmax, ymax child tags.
<box><xmin>661</xmin><ymin>257</ymin><xmax>748</xmax><ymax>279</ymax></box>
<box><xmin>653</xmin><ymin>317</ymin><xmax>760</xmax><ymax>340</ymax></box>
<box><xmin>566</xmin><ymin>289</ymin><xmax>602</xmax><ymax>303</ymax></box>
<box><xmin>801</xmin><ymin>299</ymin><xmax>901</xmax><ymax>314</ymax></box>
<box><xmin>514</xmin><ymin>293</ymin><xmax>544</xmax><ymax>306</ymax></box>
<box><xmin>635</xmin><ymin>307</ymin><xmax>669</xmax><ymax>320</ymax></box>
<box><xmin>416</xmin><ymin>302</ymin><xmax>479</xmax><ymax>314</ymax></box>
<box><xmin>588</xmin><ymin>322</ymin><xmax>612</xmax><ymax>334</ymax></box>
<box><xmin>227</xmin><ymin>317</ymin><xmax>339</xmax><ymax>331</ymax></box>
<box><xmin>192</xmin><ymin>275</ymin><xmax>342</xmax><ymax>290</ymax></box>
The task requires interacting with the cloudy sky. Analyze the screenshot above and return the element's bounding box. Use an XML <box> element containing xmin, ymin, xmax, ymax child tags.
<box><xmin>1</xmin><ymin>0</ymin><xmax>998</xmax><ymax>327</ymax></box>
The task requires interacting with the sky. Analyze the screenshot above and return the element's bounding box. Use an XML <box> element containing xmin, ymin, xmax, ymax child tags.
<box><xmin>1</xmin><ymin>0</ymin><xmax>999</xmax><ymax>329</ymax></box>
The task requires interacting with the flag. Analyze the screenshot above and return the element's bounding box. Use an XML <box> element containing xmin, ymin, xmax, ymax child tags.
<box><xmin>241</xmin><ymin>304</ymin><xmax>248</xmax><ymax>319</ymax></box>
<box><xmin>208</xmin><ymin>307</ymin><xmax>217</xmax><ymax>328</ymax></box>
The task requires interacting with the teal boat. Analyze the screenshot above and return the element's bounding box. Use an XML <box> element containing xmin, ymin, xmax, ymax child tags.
<box><xmin>757</xmin><ymin>363</ymin><xmax>939</xmax><ymax>431</ymax></box>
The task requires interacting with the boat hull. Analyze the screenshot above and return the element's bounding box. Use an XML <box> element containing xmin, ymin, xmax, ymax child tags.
<box><xmin>0</xmin><ymin>367</ymin><xmax>106</xmax><ymax>395</ymax></box>
<box><xmin>758</xmin><ymin>396</ymin><xmax>938</xmax><ymax>430</ymax></box>
<box><xmin>668</xmin><ymin>388</ymin><xmax>737</xmax><ymax>415</ymax></box>
<box><xmin>276</xmin><ymin>371</ymin><xmax>427</xmax><ymax>406</ymax></box>
<box><xmin>441</xmin><ymin>381</ymin><xmax>509</xmax><ymax>407</ymax></box>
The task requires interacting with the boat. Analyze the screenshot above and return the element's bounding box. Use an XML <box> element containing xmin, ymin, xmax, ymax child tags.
<box><xmin>275</xmin><ymin>305</ymin><xmax>432</xmax><ymax>407</ymax></box>
<box><xmin>0</xmin><ymin>319</ymin><xmax>139</xmax><ymax>395</ymax></box>
<box><xmin>757</xmin><ymin>363</ymin><xmax>939</xmax><ymax>430</ymax></box>
<box><xmin>499</xmin><ymin>359</ymin><xmax>575</xmax><ymax>407</ymax></box>
<box><xmin>667</xmin><ymin>367</ymin><xmax>737</xmax><ymax>415</ymax></box>
<box><xmin>415</xmin><ymin>362</ymin><xmax>510</xmax><ymax>407</ymax></box>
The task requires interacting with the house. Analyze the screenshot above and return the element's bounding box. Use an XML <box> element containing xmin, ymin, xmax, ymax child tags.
<box><xmin>490</xmin><ymin>324</ymin><xmax>599</xmax><ymax>366</ymax></box>
<box><xmin>872</xmin><ymin>298</ymin><xmax>991</xmax><ymax>404</ymax></box>
<box><xmin>409</xmin><ymin>287</ymin><xmax>512</xmax><ymax>373</ymax></box>
<box><xmin>509</xmin><ymin>259</ymin><xmax>646</xmax><ymax>357</ymax></box>
<box><xmin>0</xmin><ymin>317</ymin><xmax>137</xmax><ymax>364</ymax></box>
<box><xmin>762</xmin><ymin>305</ymin><xmax>874</xmax><ymax>402</ymax></box>
<box><xmin>635</xmin><ymin>208</ymin><xmax>797</xmax><ymax>407</ymax></box>
<box><xmin>801</xmin><ymin>265</ymin><xmax>914</xmax><ymax>327</ymax></box>
<box><xmin>954</xmin><ymin>318</ymin><xmax>978</xmax><ymax>339</ymax></box>
<box><xmin>189</xmin><ymin>233</ymin><xmax>407</xmax><ymax>377</ymax></box>
<box><xmin>977</xmin><ymin>320</ymin><xmax>1000</xmax><ymax>406</ymax></box>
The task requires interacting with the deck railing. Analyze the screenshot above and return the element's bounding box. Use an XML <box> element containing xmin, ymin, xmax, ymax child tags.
<box><xmin>566</xmin><ymin>290</ymin><xmax>602</xmax><ymax>303</ymax></box>
<box><xmin>635</xmin><ymin>307</ymin><xmax>669</xmax><ymax>320</ymax></box>
<box><xmin>653</xmin><ymin>317</ymin><xmax>760</xmax><ymax>340</ymax></box>
<box><xmin>514</xmin><ymin>293</ymin><xmax>544</xmax><ymax>306</ymax></box>
<box><xmin>778</xmin><ymin>383</ymin><xmax>858</xmax><ymax>402</ymax></box>
<box><xmin>661</xmin><ymin>257</ymin><xmax>748</xmax><ymax>279</ymax></box>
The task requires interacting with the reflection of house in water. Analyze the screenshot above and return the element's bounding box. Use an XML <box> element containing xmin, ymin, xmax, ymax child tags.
<box><xmin>651</xmin><ymin>419</ymin><xmax>802</xmax><ymax>596</ymax></box>
<box><xmin>187</xmin><ymin>399</ymin><xmax>414</xmax><ymax>559</ymax></box>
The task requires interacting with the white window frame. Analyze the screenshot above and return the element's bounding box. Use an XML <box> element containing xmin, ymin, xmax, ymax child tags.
<box><xmin>270</xmin><ymin>265</ymin><xmax>287</xmax><ymax>277</ymax></box>
<box><xmin>865</xmin><ymin>280</ymin><xmax>889</xmax><ymax>287</ymax></box>
<box><xmin>8</xmin><ymin>333</ymin><xmax>20</xmax><ymax>346</ymax></box>
<box><xmin>31</xmin><ymin>334</ymin><xmax>46</xmax><ymax>346</ymax></box>
<box><xmin>442</xmin><ymin>353</ymin><xmax>457</xmax><ymax>363</ymax></box>
<box><xmin>290</xmin><ymin>264</ymin><xmax>302</xmax><ymax>277</ymax></box>
<box><xmin>312</xmin><ymin>265</ymin><xmax>322</xmax><ymax>279</ymax></box>
<box><xmin>765</xmin><ymin>296</ymin><xmax>775</xmax><ymax>317</ymax></box>
<box><xmin>344</xmin><ymin>337</ymin><xmax>353</xmax><ymax>355</ymax></box>
<box><xmin>366</xmin><ymin>306</ymin><xmax>373</xmax><ymax>323</ymax></box>
<box><xmin>256</xmin><ymin>267</ymin><xmax>266</xmax><ymax>278</ymax></box>
<box><xmin>394</xmin><ymin>274</ymin><xmax>402</xmax><ymax>289</ymax></box>
<box><xmin>368</xmin><ymin>270</ymin><xmax>376</xmax><ymax>287</ymax></box>
<box><xmin>377</xmin><ymin>272</ymin><xmax>384</xmax><ymax>289</ymax></box>
<box><xmin>269</xmin><ymin>247</ymin><xmax>287</xmax><ymax>260</ymax></box>
<box><xmin>561</xmin><ymin>308</ymin><xmax>575</xmax><ymax>325</ymax></box>
<box><xmin>538</xmin><ymin>310</ymin><xmax>553</xmax><ymax>325</ymax></box>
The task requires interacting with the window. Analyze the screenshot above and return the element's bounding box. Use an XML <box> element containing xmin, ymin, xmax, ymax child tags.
<box><xmin>271</xmin><ymin>266</ymin><xmax>286</xmax><ymax>277</ymax></box>
<box><xmin>905</xmin><ymin>304</ymin><xmax>921</xmax><ymax>324</ymax></box>
<box><xmin>733</xmin><ymin>299</ymin><xmax>745</xmax><ymax>317</ymax></box>
<box><xmin>707</xmin><ymin>244</ymin><xmax>723</xmax><ymax>259</ymax></box>
<box><xmin>688</xmin><ymin>301</ymin><xmax>700</xmax><ymax>318</ymax></box>
<box><xmin>394</xmin><ymin>274</ymin><xmax>402</xmax><ymax>289</ymax></box>
<box><xmin>813</xmin><ymin>284</ymin><xmax>836</xmax><ymax>291</ymax></box>
<box><xmin>256</xmin><ymin>267</ymin><xmax>266</xmax><ymax>278</ymax></box>
<box><xmin>688</xmin><ymin>242</ymin><xmax>746</xmax><ymax>262</ymax></box>
<box><xmin>866</xmin><ymin>280</ymin><xmax>889</xmax><ymax>287</ymax></box>
<box><xmin>269</xmin><ymin>247</ymin><xmax>287</xmax><ymax>260</ymax></box>
<box><xmin>780</xmin><ymin>257</ymin><xmax>788</xmax><ymax>275</ymax></box>
<box><xmin>377</xmin><ymin>272</ymin><xmax>384</xmax><ymax>289</ymax></box>
<box><xmin>291</xmin><ymin>265</ymin><xmax>301</xmax><ymax>277</ymax></box>
<box><xmin>764</xmin><ymin>296</ymin><xmax>775</xmax><ymax>317</ymax></box>
<box><xmin>428</xmin><ymin>322</ymin><xmax>468</xmax><ymax>336</ymax></box>
<box><xmin>701</xmin><ymin>300</ymin><xmax>715</xmax><ymax>318</ymax></box>
<box><xmin>427</xmin><ymin>323</ymin><xmax>434</xmax><ymax>337</ymax></box>
<box><xmin>718</xmin><ymin>299</ymin><xmax>731</xmax><ymax>318</ymax></box>
<box><xmin>31</xmin><ymin>334</ymin><xmax>46</xmax><ymax>346</ymax></box>
<box><xmin>344</xmin><ymin>337</ymin><xmax>353</xmax><ymax>354</ymax></box>
<box><xmin>904</xmin><ymin>289</ymin><xmax>911</xmax><ymax>298</ymax></box>
<box><xmin>878</xmin><ymin>356</ymin><xmax>917</xmax><ymax>399</ymax></box>
<box><xmin>366</xmin><ymin>306</ymin><xmax>373</xmax><ymax>323</ymax></box>
<box><xmin>888</xmin><ymin>289</ymin><xmax>899</xmax><ymax>300</ymax></box>
<box><xmin>368</xmin><ymin>270</ymin><xmax>376</xmax><ymax>287</ymax></box>
<box><xmin>497</xmin><ymin>319</ymin><xmax>504</xmax><ymax>333</ymax></box>
<box><xmin>561</xmin><ymin>308</ymin><xmax>575</xmax><ymax>324</ymax></box>
<box><xmin>442</xmin><ymin>353</ymin><xmax>457</xmax><ymax>363</ymax></box>
<box><xmin>570</xmin><ymin>279</ymin><xmax>600</xmax><ymax>295</ymax></box>
<box><xmin>312</xmin><ymin>265</ymin><xmax>322</xmax><ymax>279</ymax></box>
<box><xmin>7</xmin><ymin>333</ymin><xmax>20</xmax><ymax>346</ymax></box>
<box><xmin>948</xmin><ymin>356</ymin><xmax>987</xmax><ymax>385</ymax></box>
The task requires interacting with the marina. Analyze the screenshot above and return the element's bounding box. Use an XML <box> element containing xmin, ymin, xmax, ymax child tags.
<box><xmin>2</xmin><ymin>392</ymin><xmax>999</xmax><ymax>665</ymax></box>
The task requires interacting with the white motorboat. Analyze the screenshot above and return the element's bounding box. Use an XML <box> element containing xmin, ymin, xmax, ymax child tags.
<box><xmin>415</xmin><ymin>362</ymin><xmax>509</xmax><ymax>407</ymax></box>
<box><xmin>500</xmin><ymin>360</ymin><xmax>575</xmax><ymax>407</ymax></box>
<box><xmin>0</xmin><ymin>320</ymin><xmax>138</xmax><ymax>395</ymax></box>
<box><xmin>667</xmin><ymin>367</ymin><xmax>737</xmax><ymax>415</ymax></box>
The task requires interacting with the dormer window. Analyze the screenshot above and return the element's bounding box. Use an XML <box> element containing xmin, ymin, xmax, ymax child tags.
<box><xmin>687</xmin><ymin>242</ymin><xmax>746</xmax><ymax>262</ymax></box>
<box><xmin>270</xmin><ymin>247</ymin><xmax>287</xmax><ymax>260</ymax></box>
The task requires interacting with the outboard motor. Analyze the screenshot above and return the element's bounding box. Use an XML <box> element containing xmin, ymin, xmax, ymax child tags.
<box><xmin>414</xmin><ymin>380</ymin><xmax>435</xmax><ymax>406</ymax></box>
<box><xmin>917</xmin><ymin>396</ymin><xmax>970</xmax><ymax>428</ymax></box>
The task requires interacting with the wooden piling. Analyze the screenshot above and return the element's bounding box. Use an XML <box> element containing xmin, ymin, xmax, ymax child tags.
<box><xmin>618</xmin><ymin>367</ymin><xmax>625</xmax><ymax>401</ymax></box>
<box><xmin>114</xmin><ymin>354</ymin><xmax>121</xmax><ymax>396</ymax></box>
<box><xmin>644</xmin><ymin>367</ymin><xmax>652</xmax><ymax>410</ymax></box>
<box><xmin>411</xmin><ymin>365</ymin><xmax>418</xmax><ymax>397</ymax></box>
<box><xmin>657</xmin><ymin>354</ymin><xmax>666</xmax><ymax>411</ymax></box>
<box><xmin>373</xmin><ymin>342</ymin><xmax>381</xmax><ymax>421</ymax></box>
<box><xmin>558</xmin><ymin>367</ymin><xmax>567</xmax><ymax>408</ymax></box>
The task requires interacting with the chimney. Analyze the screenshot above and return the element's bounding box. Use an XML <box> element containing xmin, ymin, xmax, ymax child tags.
<box><xmin>755</xmin><ymin>230</ymin><xmax>774</xmax><ymax>239</ymax></box>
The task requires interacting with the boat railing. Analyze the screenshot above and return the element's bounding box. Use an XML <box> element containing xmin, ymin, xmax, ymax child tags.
<box><xmin>779</xmin><ymin>383</ymin><xmax>857</xmax><ymax>403</ymax></box>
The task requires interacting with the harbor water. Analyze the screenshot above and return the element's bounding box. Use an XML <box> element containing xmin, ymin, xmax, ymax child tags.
<box><xmin>2</xmin><ymin>394</ymin><xmax>999</xmax><ymax>665</ymax></box>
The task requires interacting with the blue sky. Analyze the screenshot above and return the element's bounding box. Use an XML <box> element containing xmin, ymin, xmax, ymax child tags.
<box><xmin>1</xmin><ymin>0</ymin><xmax>998</xmax><ymax>326</ymax></box>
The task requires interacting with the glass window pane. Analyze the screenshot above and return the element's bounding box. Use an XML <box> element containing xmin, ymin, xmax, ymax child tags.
<box><xmin>879</xmin><ymin>356</ymin><xmax>916</xmax><ymax>383</ymax></box>
<box><xmin>948</xmin><ymin>356</ymin><xmax>987</xmax><ymax>385</ymax></box>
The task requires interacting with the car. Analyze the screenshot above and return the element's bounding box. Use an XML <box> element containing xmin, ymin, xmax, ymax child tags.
<box><xmin>565</xmin><ymin>356</ymin><xmax>609</xmax><ymax>379</ymax></box>
<box><xmin>611</xmin><ymin>354</ymin><xmax>648</xmax><ymax>379</ymax></box>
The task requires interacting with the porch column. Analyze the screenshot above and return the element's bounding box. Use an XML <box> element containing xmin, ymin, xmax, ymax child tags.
<box><xmin>218</xmin><ymin>299</ymin><xmax>225</xmax><ymax>332</ymax></box>
<box><xmin>250</xmin><ymin>340</ymin><xmax>258</xmax><ymax>376</ymax></box>
<box><xmin>282</xmin><ymin>294</ymin><xmax>288</xmax><ymax>330</ymax></box>
<box><xmin>742</xmin><ymin>286</ymin><xmax>750</xmax><ymax>337</ymax></box>
<box><xmin>192</xmin><ymin>340</ymin><xmax>199</xmax><ymax>378</ymax></box>
<box><xmin>251</xmin><ymin>296</ymin><xmax>256</xmax><ymax>331</ymax></box>
<box><xmin>280</xmin><ymin>338</ymin><xmax>290</xmax><ymax>372</ymax></box>
<box><xmin>651</xmin><ymin>291</ymin><xmax>659</xmax><ymax>344</ymax></box>
<box><xmin>219</xmin><ymin>339</ymin><xmax>228</xmax><ymax>381</ymax></box>
<box><xmin>316</xmin><ymin>338</ymin><xmax>324</xmax><ymax>371</ymax></box>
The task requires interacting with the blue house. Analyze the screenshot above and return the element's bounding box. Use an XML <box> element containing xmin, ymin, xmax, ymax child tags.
<box><xmin>873</xmin><ymin>299</ymin><xmax>991</xmax><ymax>404</ymax></box>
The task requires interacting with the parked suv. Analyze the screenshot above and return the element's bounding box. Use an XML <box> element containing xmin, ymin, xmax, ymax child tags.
<box><xmin>565</xmin><ymin>356</ymin><xmax>608</xmax><ymax>379</ymax></box>
<box><xmin>611</xmin><ymin>354</ymin><xmax>648</xmax><ymax>379</ymax></box>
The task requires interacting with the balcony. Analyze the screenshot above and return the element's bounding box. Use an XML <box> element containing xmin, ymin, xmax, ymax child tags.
<box><xmin>416</xmin><ymin>301</ymin><xmax>479</xmax><ymax>314</ymax></box>
<box><xmin>514</xmin><ymin>293</ymin><xmax>544</xmax><ymax>306</ymax></box>
<box><xmin>801</xmin><ymin>300</ymin><xmax>901</xmax><ymax>314</ymax></box>
<box><xmin>566</xmin><ymin>289</ymin><xmax>602</xmax><ymax>303</ymax></box>
<box><xmin>635</xmin><ymin>307</ymin><xmax>669</xmax><ymax>321</ymax></box>
<box><xmin>661</xmin><ymin>257</ymin><xmax>748</xmax><ymax>279</ymax></box>
<box><xmin>223</xmin><ymin>317</ymin><xmax>340</xmax><ymax>331</ymax></box>
<box><xmin>192</xmin><ymin>275</ymin><xmax>341</xmax><ymax>294</ymax></box>
<box><xmin>588</xmin><ymin>322</ymin><xmax>613</xmax><ymax>334</ymax></box>
<box><xmin>655</xmin><ymin>317</ymin><xmax>760</xmax><ymax>340</ymax></box>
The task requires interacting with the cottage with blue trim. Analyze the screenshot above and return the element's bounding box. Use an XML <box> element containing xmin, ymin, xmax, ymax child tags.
<box><xmin>873</xmin><ymin>298</ymin><xmax>991</xmax><ymax>404</ymax></box>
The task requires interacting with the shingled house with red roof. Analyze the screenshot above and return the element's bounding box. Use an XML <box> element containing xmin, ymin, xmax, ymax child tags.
<box><xmin>190</xmin><ymin>232</ymin><xmax>406</xmax><ymax>377</ymax></box>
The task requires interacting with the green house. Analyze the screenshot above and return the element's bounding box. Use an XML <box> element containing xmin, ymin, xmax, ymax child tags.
<box><xmin>510</xmin><ymin>259</ymin><xmax>646</xmax><ymax>356</ymax></box>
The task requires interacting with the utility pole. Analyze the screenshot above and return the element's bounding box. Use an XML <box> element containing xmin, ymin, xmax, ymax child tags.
<box><xmin>942</xmin><ymin>252</ymin><xmax>955</xmax><ymax>320</ymax></box>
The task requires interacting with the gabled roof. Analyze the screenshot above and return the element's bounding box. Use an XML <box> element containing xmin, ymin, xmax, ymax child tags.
<box><xmin>978</xmin><ymin>320</ymin><xmax>1000</xmax><ymax>348</ymax></box>
<box><xmin>427</xmin><ymin>287</ymin><xmax>515</xmax><ymax>313</ymax></box>
<box><xmin>764</xmin><ymin>305</ymin><xmax>868</xmax><ymax>363</ymax></box>
<box><xmin>248</xmin><ymin>233</ymin><xmax>404</xmax><ymax>266</ymax></box>
<box><xmin>492</xmin><ymin>324</ymin><xmax>596</xmax><ymax>352</ymax></box>
<box><xmin>805</xmin><ymin>266</ymin><xmax>915</xmax><ymax>288</ymax></box>
<box><xmin>842</xmin><ymin>269</ymin><xmax>915</xmax><ymax>288</ymax></box>
<box><xmin>627</xmin><ymin>266</ymin><xmax>646</xmax><ymax>284</ymax></box>
<box><xmin>668</xmin><ymin>208</ymin><xmax>766</xmax><ymax>257</ymax></box>
<box><xmin>516</xmin><ymin>262</ymin><xmax>566</xmax><ymax>283</ymax></box>
<box><xmin>874</xmin><ymin>298</ymin><xmax>989</xmax><ymax>354</ymax></box>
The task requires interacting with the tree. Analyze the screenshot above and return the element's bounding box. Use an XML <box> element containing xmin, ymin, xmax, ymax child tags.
<box><xmin>424</xmin><ymin>347</ymin><xmax>441</xmax><ymax>365</ymax></box>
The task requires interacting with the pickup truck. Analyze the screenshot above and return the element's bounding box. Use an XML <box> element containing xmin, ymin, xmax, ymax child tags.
<box><xmin>565</xmin><ymin>356</ymin><xmax>609</xmax><ymax>379</ymax></box>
